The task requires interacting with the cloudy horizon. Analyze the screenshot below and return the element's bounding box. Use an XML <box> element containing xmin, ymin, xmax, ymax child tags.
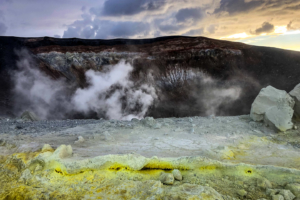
<box><xmin>0</xmin><ymin>0</ymin><xmax>300</xmax><ymax>51</ymax></box>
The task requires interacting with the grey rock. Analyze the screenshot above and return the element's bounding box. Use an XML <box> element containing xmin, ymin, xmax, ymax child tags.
<box><xmin>279</xmin><ymin>189</ymin><xmax>296</xmax><ymax>200</ymax></box>
<box><xmin>172</xmin><ymin>169</ymin><xmax>182</xmax><ymax>181</ymax></box>
<box><xmin>18</xmin><ymin>169</ymin><xmax>33</xmax><ymax>183</ymax></box>
<box><xmin>141</xmin><ymin>117</ymin><xmax>157</xmax><ymax>128</ymax></box>
<box><xmin>267</xmin><ymin>189</ymin><xmax>279</xmax><ymax>196</ymax></box>
<box><xmin>74</xmin><ymin>136</ymin><xmax>85</xmax><ymax>144</ymax></box>
<box><xmin>21</xmin><ymin>111</ymin><xmax>39</xmax><ymax>122</ymax></box>
<box><xmin>250</xmin><ymin>86</ymin><xmax>294</xmax><ymax>122</ymax></box>
<box><xmin>289</xmin><ymin>83</ymin><xmax>300</xmax><ymax>119</ymax></box>
<box><xmin>154</xmin><ymin>123</ymin><xmax>162</xmax><ymax>129</ymax></box>
<box><xmin>160</xmin><ymin>173</ymin><xmax>174</xmax><ymax>185</ymax></box>
<box><xmin>237</xmin><ymin>189</ymin><xmax>247</xmax><ymax>197</ymax></box>
<box><xmin>286</xmin><ymin>183</ymin><xmax>300</xmax><ymax>198</ymax></box>
<box><xmin>272</xmin><ymin>194</ymin><xmax>284</xmax><ymax>200</ymax></box>
<box><xmin>257</xmin><ymin>177</ymin><xmax>272</xmax><ymax>189</ymax></box>
<box><xmin>250</xmin><ymin>86</ymin><xmax>294</xmax><ymax>131</ymax></box>
<box><xmin>94</xmin><ymin>131</ymin><xmax>114</xmax><ymax>141</ymax></box>
<box><xmin>264</xmin><ymin>104</ymin><xmax>294</xmax><ymax>132</ymax></box>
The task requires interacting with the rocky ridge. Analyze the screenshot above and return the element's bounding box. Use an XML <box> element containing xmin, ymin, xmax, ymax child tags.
<box><xmin>1</xmin><ymin>36</ymin><xmax>300</xmax><ymax>118</ymax></box>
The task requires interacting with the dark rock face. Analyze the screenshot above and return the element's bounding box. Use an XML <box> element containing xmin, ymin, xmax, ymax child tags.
<box><xmin>1</xmin><ymin>36</ymin><xmax>300</xmax><ymax>119</ymax></box>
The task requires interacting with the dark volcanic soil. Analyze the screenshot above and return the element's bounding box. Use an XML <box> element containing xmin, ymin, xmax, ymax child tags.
<box><xmin>0</xmin><ymin>36</ymin><xmax>300</xmax><ymax>119</ymax></box>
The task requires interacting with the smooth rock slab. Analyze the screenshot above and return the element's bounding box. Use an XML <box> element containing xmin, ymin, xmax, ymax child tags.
<box><xmin>264</xmin><ymin>106</ymin><xmax>294</xmax><ymax>131</ymax></box>
<box><xmin>250</xmin><ymin>86</ymin><xmax>294</xmax><ymax>122</ymax></box>
<box><xmin>250</xmin><ymin>86</ymin><xmax>294</xmax><ymax>131</ymax></box>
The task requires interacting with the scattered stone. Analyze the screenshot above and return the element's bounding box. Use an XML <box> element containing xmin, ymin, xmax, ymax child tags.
<box><xmin>257</xmin><ymin>177</ymin><xmax>272</xmax><ymax>189</ymax></box>
<box><xmin>286</xmin><ymin>183</ymin><xmax>300</xmax><ymax>198</ymax></box>
<box><xmin>250</xmin><ymin>86</ymin><xmax>295</xmax><ymax>127</ymax></box>
<box><xmin>279</xmin><ymin>189</ymin><xmax>296</xmax><ymax>200</ymax></box>
<box><xmin>249</xmin><ymin>121</ymin><xmax>259</xmax><ymax>128</ymax></box>
<box><xmin>20</xmin><ymin>111</ymin><xmax>39</xmax><ymax>122</ymax></box>
<box><xmin>174</xmin><ymin>127</ymin><xmax>181</xmax><ymax>132</ymax></box>
<box><xmin>154</xmin><ymin>123</ymin><xmax>162</xmax><ymax>129</ymax></box>
<box><xmin>41</xmin><ymin>144</ymin><xmax>54</xmax><ymax>153</ymax></box>
<box><xmin>131</xmin><ymin>118</ymin><xmax>139</xmax><ymax>122</ymax></box>
<box><xmin>189</xmin><ymin>128</ymin><xmax>194</xmax><ymax>134</ymax></box>
<box><xmin>209</xmin><ymin>115</ymin><xmax>215</xmax><ymax>119</ymax></box>
<box><xmin>163</xmin><ymin>123</ymin><xmax>170</xmax><ymax>127</ymax></box>
<box><xmin>34</xmin><ymin>165</ymin><xmax>43</xmax><ymax>172</ymax></box>
<box><xmin>160</xmin><ymin>173</ymin><xmax>174</xmax><ymax>185</ymax></box>
<box><xmin>141</xmin><ymin>117</ymin><xmax>157</xmax><ymax>128</ymax></box>
<box><xmin>289</xmin><ymin>83</ymin><xmax>300</xmax><ymax>119</ymax></box>
<box><xmin>74</xmin><ymin>136</ymin><xmax>85</xmax><ymax>144</ymax></box>
<box><xmin>272</xmin><ymin>194</ymin><xmax>284</xmax><ymax>200</ymax></box>
<box><xmin>94</xmin><ymin>131</ymin><xmax>114</xmax><ymax>141</ymax></box>
<box><xmin>172</xmin><ymin>169</ymin><xmax>182</xmax><ymax>181</ymax></box>
<box><xmin>237</xmin><ymin>189</ymin><xmax>247</xmax><ymax>197</ymax></box>
<box><xmin>53</xmin><ymin>144</ymin><xmax>73</xmax><ymax>159</ymax></box>
<box><xmin>253</xmin><ymin>129</ymin><xmax>263</xmax><ymax>134</ymax></box>
<box><xmin>188</xmin><ymin>118</ymin><xmax>193</xmax><ymax>123</ymax></box>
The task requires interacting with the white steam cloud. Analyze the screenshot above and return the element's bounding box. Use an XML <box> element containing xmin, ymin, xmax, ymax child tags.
<box><xmin>12</xmin><ymin>49</ymin><xmax>156</xmax><ymax>120</ymax></box>
<box><xmin>72</xmin><ymin>61</ymin><xmax>157</xmax><ymax>120</ymax></box>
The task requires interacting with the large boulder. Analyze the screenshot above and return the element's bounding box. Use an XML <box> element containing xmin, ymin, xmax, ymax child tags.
<box><xmin>250</xmin><ymin>86</ymin><xmax>294</xmax><ymax>131</ymax></box>
<box><xmin>289</xmin><ymin>83</ymin><xmax>300</xmax><ymax>119</ymax></box>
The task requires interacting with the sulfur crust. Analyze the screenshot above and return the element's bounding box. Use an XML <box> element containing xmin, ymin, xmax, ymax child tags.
<box><xmin>1</xmin><ymin>145</ymin><xmax>300</xmax><ymax>200</ymax></box>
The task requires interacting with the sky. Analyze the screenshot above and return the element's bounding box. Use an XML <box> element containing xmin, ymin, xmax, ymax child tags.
<box><xmin>0</xmin><ymin>0</ymin><xmax>300</xmax><ymax>51</ymax></box>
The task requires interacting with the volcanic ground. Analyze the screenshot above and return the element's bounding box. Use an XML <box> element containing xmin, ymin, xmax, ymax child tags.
<box><xmin>0</xmin><ymin>115</ymin><xmax>300</xmax><ymax>199</ymax></box>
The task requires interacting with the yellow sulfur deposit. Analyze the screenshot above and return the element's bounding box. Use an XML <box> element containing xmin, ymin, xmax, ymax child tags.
<box><xmin>1</xmin><ymin>144</ymin><xmax>300</xmax><ymax>200</ymax></box>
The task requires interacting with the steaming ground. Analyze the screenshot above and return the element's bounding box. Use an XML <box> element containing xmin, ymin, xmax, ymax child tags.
<box><xmin>11</xmin><ymin>49</ymin><xmax>245</xmax><ymax>121</ymax></box>
<box><xmin>1</xmin><ymin>115</ymin><xmax>299</xmax><ymax>169</ymax></box>
<box><xmin>12</xmin><ymin>49</ymin><xmax>156</xmax><ymax>120</ymax></box>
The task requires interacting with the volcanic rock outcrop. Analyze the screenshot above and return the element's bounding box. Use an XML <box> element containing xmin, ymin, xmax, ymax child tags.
<box><xmin>250</xmin><ymin>86</ymin><xmax>295</xmax><ymax>131</ymax></box>
<box><xmin>1</xmin><ymin>36</ymin><xmax>300</xmax><ymax>119</ymax></box>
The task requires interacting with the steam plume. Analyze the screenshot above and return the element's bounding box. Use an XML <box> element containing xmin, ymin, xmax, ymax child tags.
<box><xmin>12</xmin><ymin>49</ymin><xmax>156</xmax><ymax>120</ymax></box>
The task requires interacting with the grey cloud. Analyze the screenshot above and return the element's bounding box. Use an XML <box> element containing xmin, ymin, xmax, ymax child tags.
<box><xmin>81</xmin><ymin>6</ymin><xmax>86</xmax><ymax>12</ymax></box>
<box><xmin>63</xmin><ymin>18</ymin><xmax>150</xmax><ymax>39</ymax></box>
<box><xmin>109</xmin><ymin>21</ymin><xmax>149</xmax><ymax>37</ymax></box>
<box><xmin>285</xmin><ymin>4</ymin><xmax>300</xmax><ymax>10</ymax></box>
<box><xmin>287</xmin><ymin>21</ymin><xmax>295</xmax><ymax>30</ymax></box>
<box><xmin>263</xmin><ymin>0</ymin><xmax>300</xmax><ymax>10</ymax></box>
<box><xmin>214</xmin><ymin>0</ymin><xmax>264</xmax><ymax>15</ymax></box>
<box><xmin>90</xmin><ymin>0</ymin><xmax>165</xmax><ymax>16</ymax></box>
<box><xmin>0</xmin><ymin>22</ymin><xmax>7</xmax><ymax>35</ymax></box>
<box><xmin>287</xmin><ymin>20</ymin><xmax>300</xmax><ymax>30</ymax></box>
<box><xmin>183</xmin><ymin>28</ymin><xmax>204</xmax><ymax>36</ymax></box>
<box><xmin>63</xmin><ymin>26</ymin><xmax>82</xmax><ymax>38</ymax></box>
<box><xmin>175</xmin><ymin>7</ymin><xmax>204</xmax><ymax>23</ymax></box>
<box><xmin>252</xmin><ymin>22</ymin><xmax>274</xmax><ymax>35</ymax></box>
<box><xmin>159</xmin><ymin>24</ymin><xmax>183</xmax><ymax>32</ymax></box>
<box><xmin>207</xmin><ymin>24</ymin><xmax>217</xmax><ymax>34</ymax></box>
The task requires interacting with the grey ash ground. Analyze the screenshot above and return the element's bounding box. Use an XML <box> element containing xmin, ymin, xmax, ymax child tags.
<box><xmin>1</xmin><ymin>115</ymin><xmax>299</xmax><ymax>168</ymax></box>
